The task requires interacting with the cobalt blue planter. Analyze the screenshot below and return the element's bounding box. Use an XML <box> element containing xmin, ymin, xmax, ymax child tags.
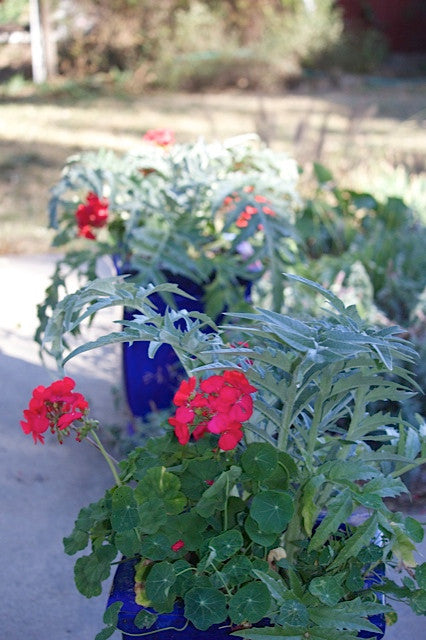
<box><xmin>121</xmin><ymin>274</ymin><xmax>208</xmax><ymax>419</ymax></box>
<box><xmin>114</xmin><ymin>257</ymin><xmax>252</xmax><ymax>420</ymax></box>
<box><xmin>107</xmin><ymin>558</ymin><xmax>386</xmax><ymax>640</ymax></box>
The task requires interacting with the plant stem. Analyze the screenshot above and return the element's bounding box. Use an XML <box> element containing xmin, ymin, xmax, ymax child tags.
<box><xmin>390</xmin><ymin>457</ymin><xmax>426</xmax><ymax>478</ymax></box>
<box><xmin>278</xmin><ymin>374</ymin><xmax>298</xmax><ymax>451</ymax></box>
<box><xmin>88</xmin><ymin>430</ymin><xmax>122</xmax><ymax>486</ymax></box>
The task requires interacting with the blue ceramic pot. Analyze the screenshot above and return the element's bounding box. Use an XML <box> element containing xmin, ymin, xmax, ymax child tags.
<box><xmin>114</xmin><ymin>259</ymin><xmax>252</xmax><ymax>419</ymax></box>
<box><xmin>107</xmin><ymin>558</ymin><xmax>386</xmax><ymax>640</ymax></box>
<box><xmin>121</xmin><ymin>274</ymin><xmax>207</xmax><ymax>419</ymax></box>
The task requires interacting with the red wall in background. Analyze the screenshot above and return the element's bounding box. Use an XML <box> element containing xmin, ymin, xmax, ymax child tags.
<box><xmin>338</xmin><ymin>0</ymin><xmax>426</xmax><ymax>52</ymax></box>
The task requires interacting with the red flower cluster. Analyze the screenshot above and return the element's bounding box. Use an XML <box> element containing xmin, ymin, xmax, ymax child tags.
<box><xmin>168</xmin><ymin>371</ymin><xmax>257</xmax><ymax>451</ymax></box>
<box><xmin>21</xmin><ymin>377</ymin><xmax>89</xmax><ymax>444</ymax></box>
<box><xmin>142</xmin><ymin>128</ymin><xmax>175</xmax><ymax>147</ymax></box>
<box><xmin>75</xmin><ymin>192</ymin><xmax>109</xmax><ymax>239</ymax></box>
<box><xmin>222</xmin><ymin>188</ymin><xmax>276</xmax><ymax>229</ymax></box>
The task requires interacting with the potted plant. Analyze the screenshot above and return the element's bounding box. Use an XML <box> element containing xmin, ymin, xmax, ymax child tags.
<box><xmin>25</xmin><ymin>274</ymin><xmax>426</xmax><ymax>639</ymax></box>
<box><xmin>35</xmin><ymin>130</ymin><xmax>300</xmax><ymax>417</ymax></box>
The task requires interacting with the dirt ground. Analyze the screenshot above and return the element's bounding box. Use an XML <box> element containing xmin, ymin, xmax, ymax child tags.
<box><xmin>0</xmin><ymin>76</ymin><xmax>425</xmax><ymax>253</ymax></box>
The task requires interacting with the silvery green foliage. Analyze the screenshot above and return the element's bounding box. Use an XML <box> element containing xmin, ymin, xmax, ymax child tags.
<box><xmin>37</xmin><ymin>134</ymin><xmax>300</xmax><ymax>347</ymax></box>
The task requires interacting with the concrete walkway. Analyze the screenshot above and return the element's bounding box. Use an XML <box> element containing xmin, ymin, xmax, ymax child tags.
<box><xmin>0</xmin><ymin>254</ymin><xmax>125</xmax><ymax>639</ymax></box>
<box><xmin>0</xmin><ymin>254</ymin><xmax>424</xmax><ymax>640</ymax></box>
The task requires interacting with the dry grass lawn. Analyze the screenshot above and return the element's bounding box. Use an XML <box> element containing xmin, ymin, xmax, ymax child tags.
<box><xmin>1</xmin><ymin>80</ymin><xmax>425</xmax><ymax>254</ymax></box>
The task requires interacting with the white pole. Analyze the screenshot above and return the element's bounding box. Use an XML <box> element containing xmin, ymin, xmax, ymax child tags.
<box><xmin>29</xmin><ymin>0</ymin><xmax>47</xmax><ymax>84</ymax></box>
<box><xmin>303</xmin><ymin>0</ymin><xmax>316</xmax><ymax>12</ymax></box>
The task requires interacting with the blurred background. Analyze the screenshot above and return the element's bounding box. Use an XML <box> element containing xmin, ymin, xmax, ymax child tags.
<box><xmin>0</xmin><ymin>0</ymin><xmax>425</xmax><ymax>252</ymax></box>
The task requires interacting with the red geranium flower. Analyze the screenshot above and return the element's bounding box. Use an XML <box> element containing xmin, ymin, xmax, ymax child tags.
<box><xmin>168</xmin><ymin>371</ymin><xmax>257</xmax><ymax>451</ymax></box>
<box><xmin>75</xmin><ymin>192</ymin><xmax>109</xmax><ymax>240</ymax></box>
<box><xmin>173</xmin><ymin>376</ymin><xmax>196</xmax><ymax>406</ymax></box>
<box><xmin>21</xmin><ymin>377</ymin><xmax>89</xmax><ymax>444</ymax></box>
<box><xmin>143</xmin><ymin>128</ymin><xmax>175</xmax><ymax>147</ymax></box>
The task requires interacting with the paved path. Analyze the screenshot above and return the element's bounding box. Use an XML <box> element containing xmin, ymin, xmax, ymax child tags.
<box><xmin>0</xmin><ymin>254</ymin><xmax>424</xmax><ymax>639</ymax></box>
<box><xmin>0</xmin><ymin>254</ymin><xmax>125</xmax><ymax>639</ymax></box>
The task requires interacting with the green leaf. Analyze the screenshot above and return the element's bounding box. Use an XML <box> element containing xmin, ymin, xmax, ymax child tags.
<box><xmin>405</xmin><ymin>516</ymin><xmax>424</xmax><ymax>543</ymax></box>
<box><xmin>166</xmin><ymin>511</ymin><xmax>207</xmax><ymax>550</ymax></box>
<box><xmin>229</xmin><ymin>582</ymin><xmax>271</xmax><ymax>624</ymax></box>
<box><xmin>134</xmin><ymin>609</ymin><xmax>158</xmax><ymax>630</ymax></box>
<box><xmin>103</xmin><ymin>601</ymin><xmax>122</xmax><ymax>625</ymax></box>
<box><xmin>410</xmin><ymin>589</ymin><xmax>426</xmax><ymax>614</ymax></box>
<box><xmin>135</xmin><ymin>467</ymin><xmax>187</xmax><ymax>515</ymax></box>
<box><xmin>415</xmin><ymin>563</ymin><xmax>426</xmax><ymax>589</ymax></box>
<box><xmin>134</xmin><ymin>609</ymin><xmax>158</xmax><ymax>629</ymax></box>
<box><xmin>209</xmin><ymin>529</ymin><xmax>244</xmax><ymax>561</ymax></box>
<box><xmin>111</xmin><ymin>485</ymin><xmax>140</xmax><ymax>532</ymax></box>
<box><xmin>276</xmin><ymin>599</ymin><xmax>309</xmax><ymax>628</ymax></box>
<box><xmin>313</xmin><ymin>162</ymin><xmax>334</xmax><ymax>184</ymax></box>
<box><xmin>231</xmin><ymin>629</ymin><xmax>302</xmax><ymax>639</ymax></box>
<box><xmin>308</xmin><ymin>490</ymin><xmax>353</xmax><ymax>551</ymax></box>
<box><xmin>222</xmin><ymin>555</ymin><xmax>253</xmax><ymax>587</ymax></box>
<box><xmin>114</xmin><ymin>529</ymin><xmax>141</xmax><ymax>556</ymax></box>
<box><xmin>173</xmin><ymin>559</ymin><xmax>196</xmax><ymax>595</ymax></box>
<box><xmin>95</xmin><ymin>627</ymin><xmax>116</xmax><ymax>640</ymax></box>
<box><xmin>250</xmin><ymin>491</ymin><xmax>294</xmax><ymax>534</ymax></box>
<box><xmin>308</xmin><ymin>575</ymin><xmax>344</xmax><ymax>606</ymax></box>
<box><xmin>301</xmin><ymin>475</ymin><xmax>325</xmax><ymax>536</ymax></box>
<box><xmin>74</xmin><ymin>545</ymin><xmax>116</xmax><ymax>597</ymax></box>
<box><xmin>245</xmin><ymin>515</ymin><xmax>279</xmax><ymax>546</ymax></box>
<box><xmin>63</xmin><ymin>528</ymin><xmax>89</xmax><ymax>555</ymax></box>
<box><xmin>196</xmin><ymin>466</ymin><xmax>242</xmax><ymax>517</ymax></box>
<box><xmin>180</xmin><ymin>458</ymin><xmax>225</xmax><ymax>500</ymax></box>
<box><xmin>241</xmin><ymin>443</ymin><xmax>278</xmax><ymax>480</ymax></box>
<box><xmin>252</xmin><ymin>569</ymin><xmax>288</xmax><ymax>603</ymax></box>
<box><xmin>184</xmin><ymin>587</ymin><xmax>227</xmax><ymax>630</ymax></box>
<box><xmin>145</xmin><ymin>561</ymin><xmax>176</xmax><ymax>609</ymax></box>
<box><xmin>309</xmin><ymin>598</ymin><xmax>390</xmax><ymax>632</ymax></box>
<box><xmin>138</xmin><ymin>498</ymin><xmax>167</xmax><ymax>534</ymax></box>
<box><xmin>140</xmin><ymin>533</ymin><xmax>172</xmax><ymax>561</ymax></box>
<box><xmin>329</xmin><ymin>514</ymin><xmax>379</xmax><ymax>569</ymax></box>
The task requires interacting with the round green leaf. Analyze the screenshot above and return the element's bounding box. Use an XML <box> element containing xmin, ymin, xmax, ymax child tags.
<box><xmin>166</xmin><ymin>511</ymin><xmax>207</xmax><ymax>550</ymax></box>
<box><xmin>103</xmin><ymin>601</ymin><xmax>122</xmax><ymax>626</ymax></box>
<box><xmin>145</xmin><ymin>561</ymin><xmax>176</xmax><ymax>605</ymax></box>
<box><xmin>241</xmin><ymin>443</ymin><xmax>278</xmax><ymax>480</ymax></box>
<box><xmin>228</xmin><ymin>582</ymin><xmax>271</xmax><ymax>624</ymax></box>
<box><xmin>135</xmin><ymin>467</ymin><xmax>187</xmax><ymax>515</ymax></box>
<box><xmin>140</xmin><ymin>533</ymin><xmax>171</xmax><ymax>561</ymax></box>
<box><xmin>250</xmin><ymin>491</ymin><xmax>294</xmax><ymax>533</ymax></box>
<box><xmin>111</xmin><ymin>485</ymin><xmax>140</xmax><ymax>533</ymax></box>
<box><xmin>209</xmin><ymin>529</ymin><xmax>243</xmax><ymax>561</ymax></box>
<box><xmin>134</xmin><ymin>609</ymin><xmax>158</xmax><ymax>630</ymax></box>
<box><xmin>184</xmin><ymin>587</ymin><xmax>227</xmax><ymax>630</ymax></box>
<box><xmin>222</xmin><ymin>555</ymin><xmax>253</xmax><ymax>587</ymax></box>
<box><xmin>245</xmin><ymin>515</ymin><xmax>279</xmax><ymax>547</ymax></box>
<box><xmin>173</xmin><ymin>559</ymin><xmax>196</xmax><ymax>596</ymax></box>
<box><xmin>138</xmin><ymin>498</ymin><xmax>167</xmax><ymax>534</ymax></box>
<box><xmin>115</xmin><ymin>529</ymin><xmax>140</xmax><ymax>556</ymax></box>
<box><xmin>309</xmin><ymin>575</ymin><xmax>344</xmax><ymax>606</ymax></box>
<box><xmin>277</xmin><ymin>599</ymin><xmax>309</xmax><ymax>628</ymax></box>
